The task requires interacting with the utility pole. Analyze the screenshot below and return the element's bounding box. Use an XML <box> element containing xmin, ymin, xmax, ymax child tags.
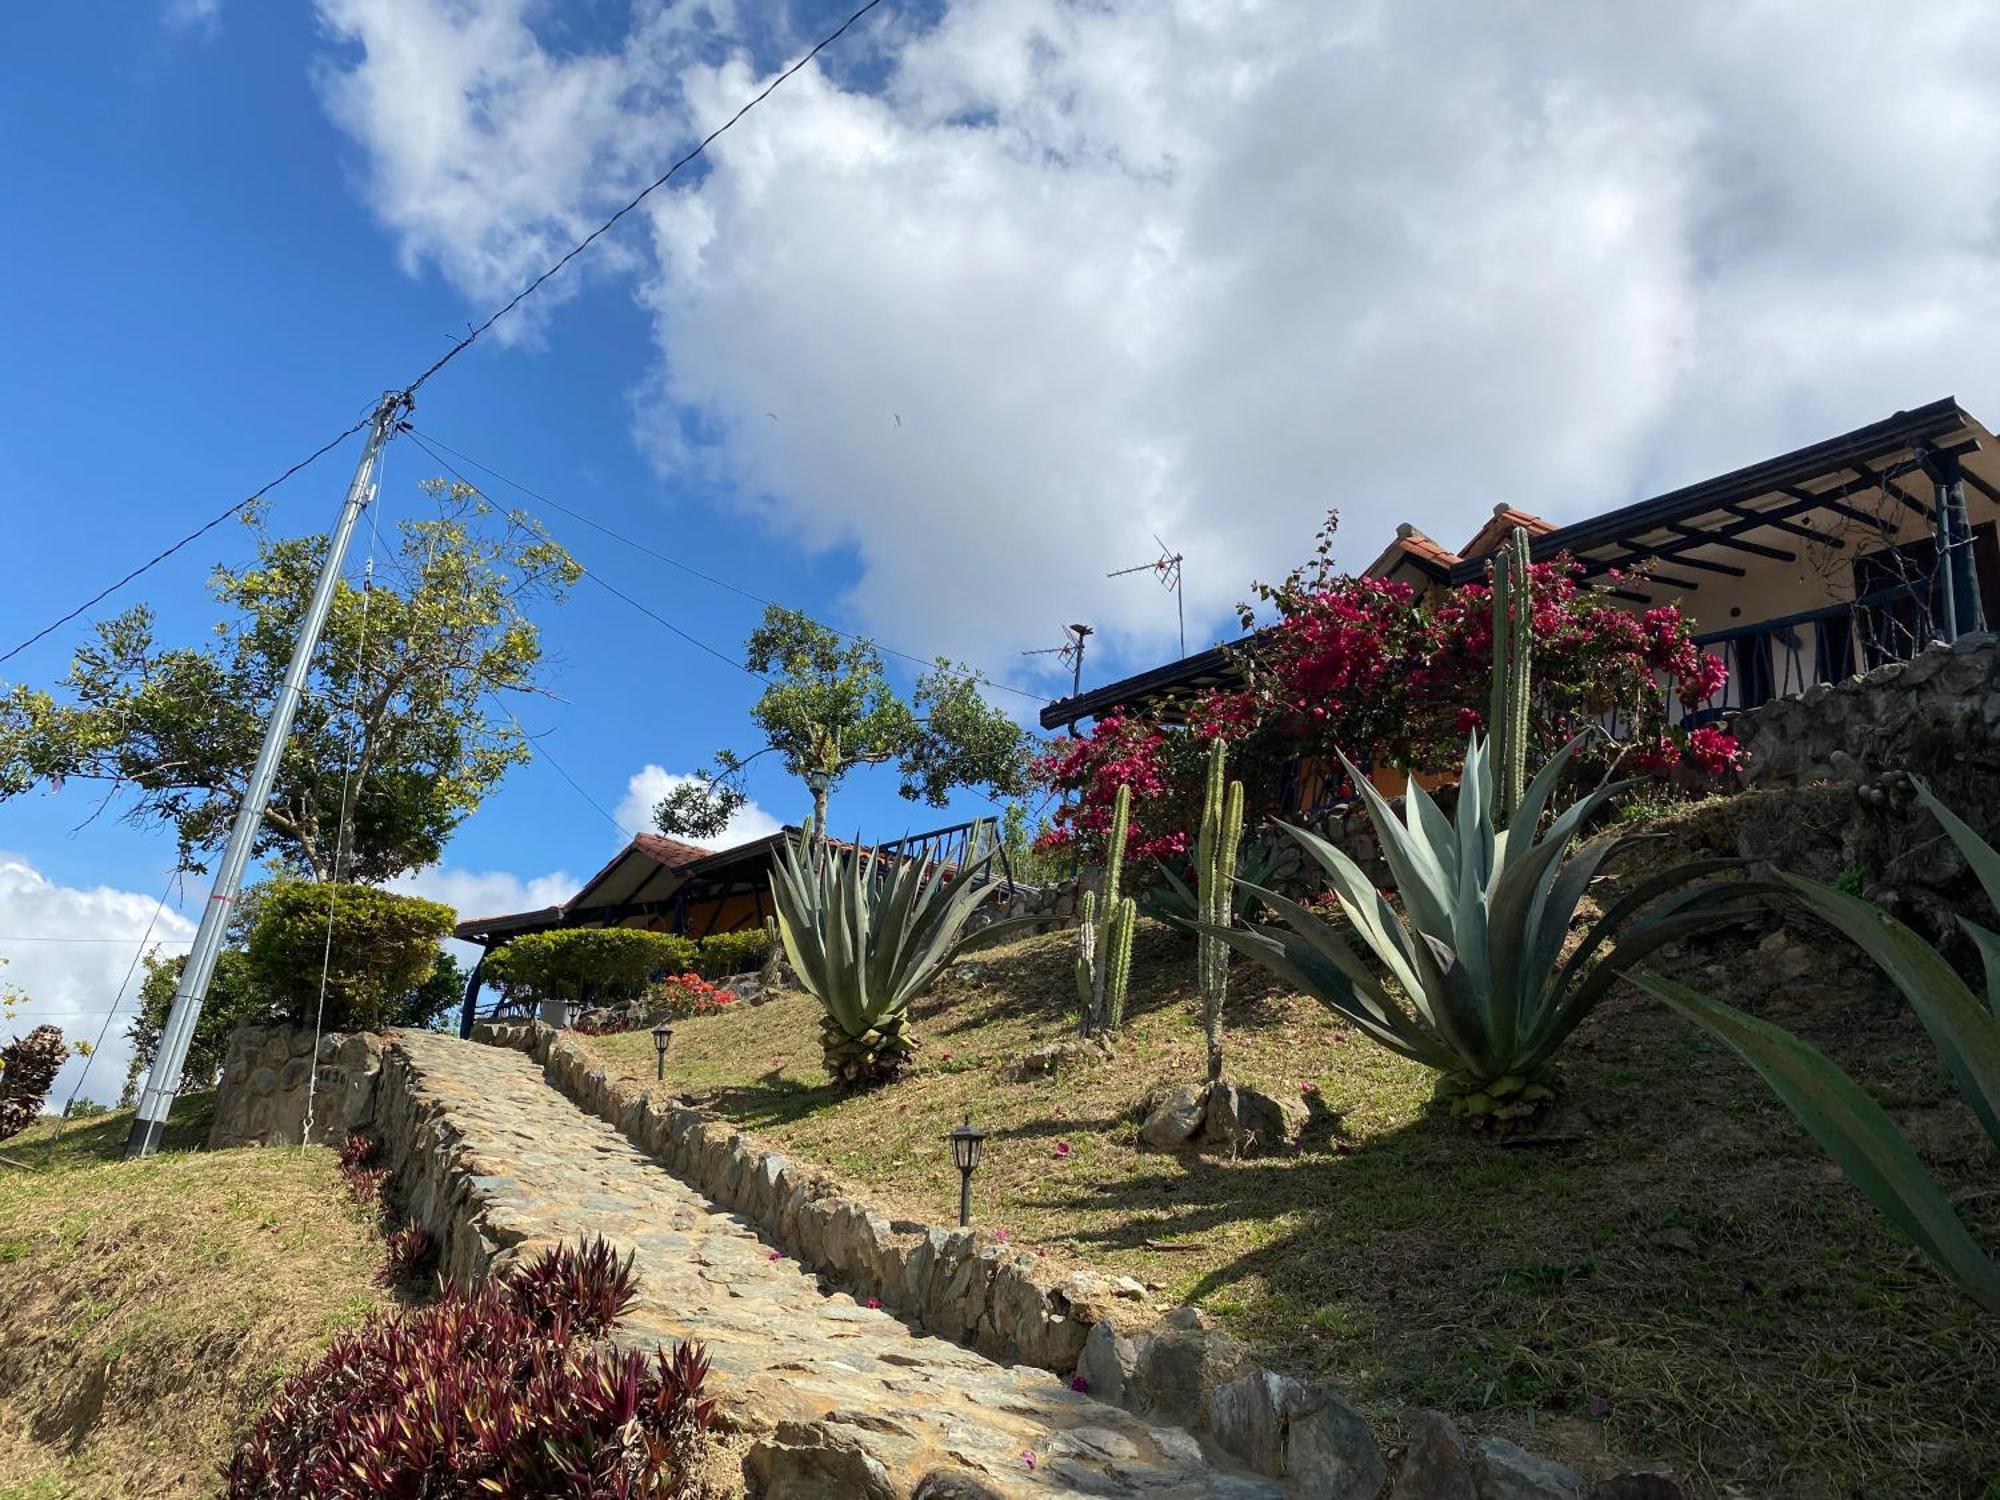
<box><xmin>125</xmin><ymin>391</ymin><xmax>407</xmax><ymax>1159</ymax></box>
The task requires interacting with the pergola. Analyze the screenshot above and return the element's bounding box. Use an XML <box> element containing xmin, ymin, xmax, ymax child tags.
<box><xmin>1042</xmin><ymin>397</ymin><xmax>1997</xmax><ymax>733</ymax></box>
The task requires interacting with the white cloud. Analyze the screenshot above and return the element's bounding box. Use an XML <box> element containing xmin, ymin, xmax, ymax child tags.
<box><xmin>0</xmin><ymin>854</ymin><xmax>195</xmax><ymax>1112</ymax></box>
<box><xmin>388</xmin><ymin>864</ymin><xmax>578</xmax><ymax>923</ymax></box>
<box><xmin>313</xmin><ymin>0</ymin><xmax>2000</xmax><ymax>683</ymax></box>
<box><xmin>614</xmin><ymin>764</ymin><xmax>784</xmax><ymax>849</ymax></box>
<box><xmin>164</xmin><ymin>0</ymin><xmax>221</xmax><ymax>34</ymax></box>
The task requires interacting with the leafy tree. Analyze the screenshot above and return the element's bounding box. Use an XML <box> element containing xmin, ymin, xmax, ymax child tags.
<box><xmin>0</xmin><ymin>1025</ymin><xmax>67</xmax><ymax>1141</ymax></box>
<box><xmin>245</xmin><ymin>879</ymin><xmax>456</xmax><ymax>1032</ymax></box>
<box><xmin>129</xmin><ymin>947</ymin><xmax>268</xmax><ymax>1096</ymax></box>
<box><xmin>0</xmin><ymin>482</ymin><xmax>580</xmax><ymax>881</ymax></box>
<box><xmin>654</xmin><ymin>605</ymin><xmax>1033</xmax><ymax>841</ymax></box>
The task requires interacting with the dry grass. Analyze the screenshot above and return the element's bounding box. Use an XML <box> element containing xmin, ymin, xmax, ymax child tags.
<box><xmin>0</xmin><ymin>1096</ymin><xmax>388</xmax><ymax>1499</ymax></box>
<box><xmin>584</xmin><ymin>814</ymin><xmax>2000</xmax><ymax>1500</ymax></box>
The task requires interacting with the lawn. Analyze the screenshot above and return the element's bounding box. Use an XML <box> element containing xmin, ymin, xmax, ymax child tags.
<box><xmin>582</xmin><ymin>832</ymin><xmax>2000</xmax><ymax>1499</ymax></box>
<box><xmin>0</xmin><ymin>1096</ymin><xmax>389</xmax><ymax>1499</ymax></box>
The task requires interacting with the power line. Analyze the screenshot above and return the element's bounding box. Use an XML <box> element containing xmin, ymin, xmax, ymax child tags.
<box><xmin>397</xmin><ymin>0</ymin><xmax>888</xmax><ymax>400</ymax></box>
<box><xmin>4</xmin><ymin>0</ymin><xmax>890</xmax><ymax>672</ymax></box>
<box><xmin>0</xmin><ymin>935</ymin><xmax>192</xmax><ymax>944</ymax></box>
<box><xmin>403</xmin><ymin>430</ymin><xmax>766</xmax><ymax>682</ymax></box>
<box><xmin>407</xmin><ymin>426</ymin><xmax>1054</xmax><ymax>705</ymax></box>
<box><xmin>0</xmin><ymin>414</ymin><xmax>374</xmax><ymax>668</ymax></box>
<box><xmin>491</xmin><ymin>697</ymin><xmax>639</xmax><ymax>842</ymax></box>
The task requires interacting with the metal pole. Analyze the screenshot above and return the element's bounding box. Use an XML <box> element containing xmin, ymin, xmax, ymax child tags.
<box><xmin>125</xmin><ymin>391</ymin><xmax>406</xmax><ymax>1158</ymax></box>
<box><xmin>1934</xmin><ymin>469</ymin><xmax>1960</xmax><ymax>647</ymax></box>
<box><xmin>958</xmin><ymin>1168</ymin><xmax>972</xmax><ymax>1227</ymax></box>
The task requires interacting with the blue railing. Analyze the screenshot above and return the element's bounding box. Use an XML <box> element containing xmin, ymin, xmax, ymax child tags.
<box><xmin>1680</xmin><ymin>582</ymin><xmax>1937</xmax><ymax>723</ymax></box>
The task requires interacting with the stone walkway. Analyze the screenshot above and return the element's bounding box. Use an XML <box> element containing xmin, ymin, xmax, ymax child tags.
<box><xmin>393</xmin><ymin>1031</ymin><xmax>1282</xmax><ymax>1500</ymax></box>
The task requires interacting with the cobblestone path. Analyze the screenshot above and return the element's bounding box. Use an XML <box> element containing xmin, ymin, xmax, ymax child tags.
<box><xmin>393</xmin><ymin>1031</ymin><xmax>1282</xmax><ymax>1500</ymax></box>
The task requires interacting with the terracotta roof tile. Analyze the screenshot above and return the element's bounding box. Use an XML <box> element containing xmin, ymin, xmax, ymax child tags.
<box><xmin>632</xmin><ymin>833</ymin><xmax>711</xmax><ymax>869</ymax></box>
<box><xmin>1460</xmin><ymin>505</ymin><xmax>1556</xmax><ymax>559</ymax></box>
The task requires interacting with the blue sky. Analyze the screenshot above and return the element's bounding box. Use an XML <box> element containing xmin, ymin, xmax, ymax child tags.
<box><xmin>6</xmin><ymin>0</ymin><xmax>2000</xmax><ymax>1102</ymax></box>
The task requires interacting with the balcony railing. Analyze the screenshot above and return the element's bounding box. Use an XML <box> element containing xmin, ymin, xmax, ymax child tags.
<box><xmin>1678</xmin><ymin>582</ymin><xmax>1940</xmax><ymax>724</ymax></box>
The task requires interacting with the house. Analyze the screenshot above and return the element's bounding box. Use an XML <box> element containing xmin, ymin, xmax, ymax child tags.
<box><xmin>1041</xmin><ymin>397</ymin><xmax>2000</xmax><ymax>776</ymax></box>
<box><xmin>452</xmin><ymin>818</ymin><xmax>1008</xmax><ymax>1034</ymax></box>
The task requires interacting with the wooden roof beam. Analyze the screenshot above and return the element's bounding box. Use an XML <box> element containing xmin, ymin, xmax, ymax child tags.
<box><xmin>1847</xmin><ymin>459</ymin><xmax>1931</xmax><ymax>519</ymax></box>
<box><xmin>1665</xmin><ymin>522</ymin><xmax>1795</xmax><ymax>562</ymax></box>
<box><xmin>1781</xmin><ymin>485</ymin><xmax>1898</xmax><ymax>534</ymax></box>
<box><xmin>1722</xmin><ymin>502</ymin><xmax>1844</xmax><ymax>548</ymax></box>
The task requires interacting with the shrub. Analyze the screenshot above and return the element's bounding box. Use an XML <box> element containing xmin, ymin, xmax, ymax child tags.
<box><xmin>484</xmin><ymin>928</ymin><xmax>696</xmax><ymax>1011</ymax></box>
<box><xmin>691</xmin><ymin>928</ymin><xmax>773</xmax><ymax>978</ymax></box>
<box><xmin>376</xmin><ymin>1225</ymin><xmax>440</xmax><ymax>1292</ymax></box>
<box><xmin>653</xmin><ymin>972</ymin><xmax>739</xmax><ymax>1022</ymax></box>
<box><xmin>225</xmin><ymin>1239</ymin><xmax>713</xmax><ymax>1498</ymax></box>
<box><xmin>0</xmin><ymin>1024</ymin><xmax>68</xmax><ymax>1141</ymax></box>
<box><xmin>246</xmin><ymin>879</ymin><xmax>456</xmax><ymax>1032</ymax></box>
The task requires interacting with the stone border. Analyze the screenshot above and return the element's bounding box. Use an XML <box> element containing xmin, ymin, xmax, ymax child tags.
<box><xmin>472</xmin><ymin>1022</ymin><xmax>1694</xmax><ymax>1499</ymax></box>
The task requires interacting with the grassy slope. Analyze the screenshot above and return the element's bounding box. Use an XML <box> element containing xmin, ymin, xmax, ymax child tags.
<box><xmin>0</xmin><ymin>1096</ymin><xmax>388</xmax><ymax>1499</ymax></box>
<box><xmin>585</xmin><ymin>821</ymin><xmax>2000</xmax><ymax>1499</ymax></box>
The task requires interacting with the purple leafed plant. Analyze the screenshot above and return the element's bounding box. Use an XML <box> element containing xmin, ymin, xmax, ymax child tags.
<box><xmin>225</xmin><ymin>1238</ymin><xmax>709</xmax><ymax>1498</ymax></box>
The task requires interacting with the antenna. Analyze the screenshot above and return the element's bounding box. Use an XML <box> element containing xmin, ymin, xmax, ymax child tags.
<box><xmin>1109</xmin><ymin>534</ymin><xmax>1185</xmax><ymax>656</ymax></box>
<box><xmin>1023</xmin><ymin>623</ymin><xmax>1093</xmax><ymax>712</ymax></box>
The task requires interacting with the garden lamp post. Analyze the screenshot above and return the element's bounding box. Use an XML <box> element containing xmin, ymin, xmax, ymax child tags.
<box><xmin>949</xmin><ymin>1114</ymin><xmax>988</xmax><ymax>1228</ymax></box>
<box><xmin>651</xmin><ymin>1022</ymin><xmax>674</xmax><ymax>1082</ymax></box>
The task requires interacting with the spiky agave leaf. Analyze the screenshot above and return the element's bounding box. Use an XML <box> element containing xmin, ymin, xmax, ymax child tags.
<box><xmin>1634</xmin><ymin>969</ymin><xmax>2000</xmax><ymax>1316</ymax></box>
<box><xmin>770</xmin><ymin>833</ymin><xmax>1023</xmax><ymax>1080</ymax></box>
<box><xmin>1209</xmin><ymin>732</ymin><xmax>1749</xmax><ymax>1104</ymax></box>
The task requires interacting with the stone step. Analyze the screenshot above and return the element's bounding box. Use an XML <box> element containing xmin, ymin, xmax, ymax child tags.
<box><xmin>386</xmin><ymin>1030</ymin><xmax>1282</xmax><ymax>1500</ymax></box>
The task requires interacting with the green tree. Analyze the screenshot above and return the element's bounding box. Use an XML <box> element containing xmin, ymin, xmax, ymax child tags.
<box><xmin>0</xmin><ymin>482</ymin><xmax>580</xmax><ymax>881</ymax></box>
<box><xmin>654</xmin><ymin>606</ymin><xmax>1033</xmax><ymax>842</ymax></box>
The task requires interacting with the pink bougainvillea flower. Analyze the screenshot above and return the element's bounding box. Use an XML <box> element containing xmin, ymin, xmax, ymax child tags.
<box><xmin>1070</xmin><ymin>1375</ymin><xmax>1090</xmax><ymax>1393</ymax></box>
<box><xmin>1300</xmin><ymin>1082</ymin><xmax>1319</xmax><ymax>1097</ymax></box>
<box><xmin>1052</xmin><ymin>1141</ymin><xmax>1073</xmax><ymax>1160</ymax></box>
<box><xmin>866</xmin><ymin>1297</ymin><xmax>881</xmax><ymax>1310</ymax></box>
<box><xmin>768</xmin><ymin>1250</ymin><xmax>782</xmax><ymax>1262</ymax></box>
<box><xmin>1021</xmin><ymin>1452</ymin><xmax>1038</xmax><ymax>1470</ymax></box>
<box><xmin>940</xmin><ymin>1051</ymin><xmax>955</xmax><ymax>1064</ymax></box>
<box><xmin>993</xmin><ymin>1228</ymin><xmax>1010</xmax><ymax>1242</ymax></box>
<box><xmin>1588</xmin><ymin>1396</ymin><xmax>1612</xmax><ymax>1419</ymax></box>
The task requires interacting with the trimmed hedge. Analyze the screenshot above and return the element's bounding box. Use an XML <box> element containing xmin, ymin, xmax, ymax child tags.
<box><xmin>483</xmin><ymin>928</ymin><xmax>696</xmax><ymax>1009</ymax></box>
<box><xmin>246</xmin><ymin>880</ymin><xmax>457</xmax><ymax>1032</ymax></box>
<box><xmin>689</xmin><ymin>927</ymin><xmax>773</xmax><ymax>978</ymax></box>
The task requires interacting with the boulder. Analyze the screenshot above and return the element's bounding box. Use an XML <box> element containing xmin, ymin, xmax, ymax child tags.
<box><xmin>1207</xmin><ymin>1368</ymin><xmax>1385</xmax><ymax>1496</ymax></box>
<box><xmin>1390</xmin><ymin>1410</ymin><xmax>1476</xmax><ymax>1500</ymax></box>
<box><xmin>1075</xmin><ymin>1319</ymin><xmax>1138</xmax><ymax>1409</ymax></box>
<box><xmin>1140</xmin><ymin>1085</ymin><xmax>1208</xmax><ymax>1150</ymax></box>
<box><xmin>1132</xmin><ymin>1308</ymin><xmax>1254</xmax><ymax>1428</ymax></box>
<box><xmin>1203</xmin><ymin>1083</ymin><xmax>1307</xmax><ymax>1156</ymax></box>
<box><xmin>1013</xmin><ymin>1035</ymin><xmax>1115</xmax><ymax>1080</ymax></box>
<box><xmin>1474</xmin><ymin>1437</ymin><xmax>1585</xmax><ymax>1500</ymax></box>
<box><xmin>744</xmin><ymin>1421</ymin><xmax>899</xmax><ymax>1500</ymax></box>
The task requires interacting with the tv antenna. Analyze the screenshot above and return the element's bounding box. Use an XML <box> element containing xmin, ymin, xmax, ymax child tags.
<box><xmin>1109</xmin><ymin>535</ymin><xmax>1185</xmax><ymax>656</ymax></box>
<box><xmin>1023</xmin><ymin>622</ymin><xmax>1093</xmax><ymax>705</ymax></box>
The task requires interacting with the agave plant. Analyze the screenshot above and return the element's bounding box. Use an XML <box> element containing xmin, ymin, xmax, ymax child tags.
<box><xmin>1211</xmin><ymin>735</ymin><xmax>1757</xmax><ymax>1129</ymax></box>
<box><xmin>1137</xmin><ymin>838</ymin><xmax>1279</xmax><ymax>936</ymax></box>
<box><xmin>770</xmin><ymin>833</ymin><xmax>1025</xmax><ymax>1086</ymax></box>
<box><xmin>1630</xmin><ymin>779</ymin><xmax>2000</xmax><ymax>1314</ymax></box>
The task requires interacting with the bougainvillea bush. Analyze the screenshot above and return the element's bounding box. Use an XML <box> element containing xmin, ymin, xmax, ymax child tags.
<box><xmin>225</xmin><ymin>1238</ymin><xmax>714</xmax><ymax>1499</ymax></box>
<box><xmin>1039</xmin><ymin>512</ymin><xmax>1738</xmax><ymax>861</ymax></box>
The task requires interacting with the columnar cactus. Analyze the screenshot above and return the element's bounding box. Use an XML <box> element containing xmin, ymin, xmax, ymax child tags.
<box><xmin>1075</xmin><ymin>783</ymin><xmax>1136</xmax><ymax>1036</ymax></box>
<box><xmin>1488</xmin><ymin>525</ymin><xmax>1534</xmax><ymax>827</ymax></box>
<box><xmin>1197</xmin><ymin>739</ymin><xmax>1246</xmax><ymax>1085</ymax></box>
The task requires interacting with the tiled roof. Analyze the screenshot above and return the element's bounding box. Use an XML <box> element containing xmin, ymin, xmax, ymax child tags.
<box><xmin>1458</xmin><ymin>504</ymin><xmax>1556</xmax><ymax>560</ymax></box>
<box><xmin>632</xmin><ymin>833</ymin><xmax>712</xmax><ymax>869</ymax></box>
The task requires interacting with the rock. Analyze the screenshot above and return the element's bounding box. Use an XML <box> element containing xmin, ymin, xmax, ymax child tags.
<box><xmin>913</xmin><ymin>1473</ymin><xmax>1010</xmax><ymax>1500</ymax></box>
<box><xmin>1141</xmin><ymin>1085</ymin><xmax>1208</xmax><ymax>1150</ymax></box>
<box><xmin>1111</xmin><ymin>1275</ymin><xmax>1148</xmax><ymax>1300</ymax></box>
<box><xmin>722</xmin><ymin>974</ymin><xmax>764</xmax><ymax>1004</ymax></box>
<box><xmin>1474</xmin><ymin>1436</ymin><xmax>1585</xmax><ymax>1500</ymax></box>
<box><xmin>745</xmin><ymin>1421</ymin><xmax>900</xmax><ymax>1500</ymax></box>
<box><xmin>1013</xmin><ymin>1036</ymin><xmax>1114</xmax><ymax>1080</ymax></box>
<box><xmin>1076</xmin><ymin>1319</ymin><xmax>1138</xmax><ymax>1409</ymax></box>
<box><xmin>1589</xmin><ymin>1474</ymin><xmax>1689</xmax><ymax>1500</ymax></box>
<box><xmin>1203</xmin><ymin>1084</ymin><xmax>1307</xmax><ymax>1155</ymax></box>
<box><xmin>1391</xmin><ymin>1410</ymin><xmax>1476</xmax><ymax>1500</ymax></box>
<box><xmin>1133</xmin><ymin>1310</ymin><xmax>1254</xmax><ymax>1428</ymax></box>
<box><xmin>1285</xmin><ymin>1385</ymin><xmax>1387</xmax><ymax>1499</ymax></box>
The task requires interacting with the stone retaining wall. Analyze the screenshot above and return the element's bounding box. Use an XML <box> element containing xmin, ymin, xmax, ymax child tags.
<box><xmin>207</xmin><ymin>1024</ymin><xmax>385</xmax><ymax>1149</ymax></box>
<box><xmin>474</xmin><ymin>1021</ymin><xmax>1663</xmax><ymax>1498</ymax></box>
<box><xmin>1723</xmin><ymin>629</ymin><xmax>2000</xmax><ymax>787</ymax></box>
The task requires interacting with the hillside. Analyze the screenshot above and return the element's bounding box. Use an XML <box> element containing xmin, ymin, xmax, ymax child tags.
<box><xmin>581</xmin><ymin>812</ymin><xmax>2000</xmax><ymax>1500</ymax></box>
<box><xmin>0</xmin><ymin>1097</ymin><xmax>389</xmax><ymax>1499</ymax></box>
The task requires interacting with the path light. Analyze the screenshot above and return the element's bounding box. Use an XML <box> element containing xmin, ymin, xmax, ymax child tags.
<box><xmin>950</xmin><ymin>1113</ymin><xmax>988</xmax><ymax>1228</ymax></box>
<box><xmin>651</xmin><ymin>1021</ymin><xmax>674</xmax><ymax>1082</ymax></box>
